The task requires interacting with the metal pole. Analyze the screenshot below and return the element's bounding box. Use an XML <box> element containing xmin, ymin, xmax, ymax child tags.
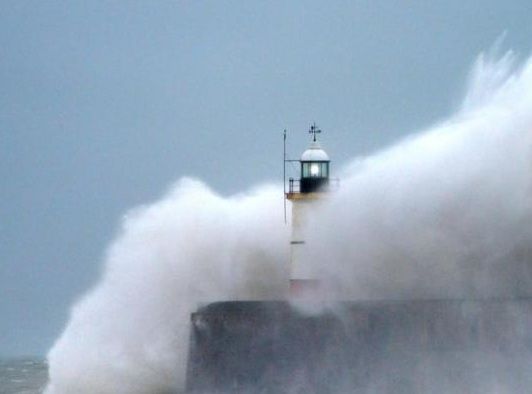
<box><xmin>283</xmin><ymin>129</ymin><xmax>287</xmax><ymax>224</ymax></box>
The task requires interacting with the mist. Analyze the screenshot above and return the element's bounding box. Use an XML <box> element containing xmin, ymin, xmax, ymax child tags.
<box><xmin>45</xmin><ymin>49</ymin><xmax>532</xmax><ymax>393</ymax></box>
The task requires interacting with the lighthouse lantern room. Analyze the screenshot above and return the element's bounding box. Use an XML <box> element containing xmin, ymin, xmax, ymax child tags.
<box><xmin>300</xmin><ymin>124</ymin><xmax>330</xmax><ymax>193</ymax></box>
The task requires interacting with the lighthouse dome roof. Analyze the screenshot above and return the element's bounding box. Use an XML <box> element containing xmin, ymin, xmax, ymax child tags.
<box><xmin>301</xmin><ymin>141</ymin><xmax>330</xmax><ymax>161</ymax></box>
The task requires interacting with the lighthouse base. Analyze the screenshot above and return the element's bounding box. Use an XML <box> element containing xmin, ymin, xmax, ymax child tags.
<box><xmin>185</xmin><ymin>299</ymin><xmax>532</xmax><ymax>393</ymax></box>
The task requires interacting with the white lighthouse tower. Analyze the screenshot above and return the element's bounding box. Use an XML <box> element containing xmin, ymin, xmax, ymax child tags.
<box><xmin>286</xmin><ymin>124</ymin><xmax>332</xmax><ymax>297</ymax></box>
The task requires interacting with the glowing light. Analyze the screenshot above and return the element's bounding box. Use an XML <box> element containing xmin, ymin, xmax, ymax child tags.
<box><xmin>310</xmin><ymin>163</ymin><xmax>320</xmax><ymax>176</ymax></box>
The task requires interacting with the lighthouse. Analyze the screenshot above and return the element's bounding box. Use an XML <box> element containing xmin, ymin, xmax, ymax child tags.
<box><xmin>186</xmin><ymin>126</ymin><xmax>532</xmax><ymax>393</ymax></box>
<box><xmin>286</xmin><ymin>123</ymin><xmax>332</xmax><ymax>297</ymax></box>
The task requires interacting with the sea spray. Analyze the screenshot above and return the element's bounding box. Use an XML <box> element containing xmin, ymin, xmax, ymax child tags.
<box><xmin>302</xmin><ymin>51</ymin><xmax>532</xmax><ymax>301</ymax></box>
<box><xmin>46</xmin><ymin>50</ymin><xmax>532</xmax><ymax>393</ymax></box>
<box><xmin>45</xmin><ymin>180</ymin><xmax>289</xmax><ymax>394</ymax></box>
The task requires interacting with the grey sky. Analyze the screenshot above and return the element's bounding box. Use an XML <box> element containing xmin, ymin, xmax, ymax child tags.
<box><xmin>1</xmin><ymin>1</ymin><xmax>532</xmax><ymax>356</ymax></box>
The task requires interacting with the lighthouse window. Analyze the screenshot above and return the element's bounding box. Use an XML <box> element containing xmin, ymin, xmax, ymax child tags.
<box><xmin>302</xmin><ymin>162</ymin><xmax>310</xmax><ymax>177</ymax></box>
<box><xmin>302</xmin><ymin>162</ymin><xmax>329</xmax><ymax>178</ymax></box>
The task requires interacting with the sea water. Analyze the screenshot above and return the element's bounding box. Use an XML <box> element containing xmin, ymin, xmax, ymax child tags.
<box><xmin>0</xmin><ymin>359</ymin><xmax>48</xmax><ymax>394</ymax></box>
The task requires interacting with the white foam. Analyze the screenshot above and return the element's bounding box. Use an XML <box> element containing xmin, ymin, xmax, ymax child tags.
<box><xmin>45</xmin><ymin>180</ymin><xmax>289</xmax><ymax>393</ymax></box>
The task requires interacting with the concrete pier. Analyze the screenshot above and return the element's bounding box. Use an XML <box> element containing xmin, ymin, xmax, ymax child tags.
<box><xmin>185</xmin><ymin>299</ymin><xmax>532</xmax><ymax>393</ymax></box>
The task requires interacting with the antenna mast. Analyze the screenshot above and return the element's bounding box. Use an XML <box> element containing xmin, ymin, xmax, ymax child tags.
<box><xmin>283</xmin><ymin>129</ymin><xmax>287</xmax><ymax>224</ymax></box>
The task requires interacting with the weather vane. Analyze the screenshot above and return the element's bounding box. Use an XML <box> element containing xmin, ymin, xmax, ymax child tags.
<box><xmin>309</xmin><ymin>122</ymin><xmax>321</xmax><ymax>142</ymax></box>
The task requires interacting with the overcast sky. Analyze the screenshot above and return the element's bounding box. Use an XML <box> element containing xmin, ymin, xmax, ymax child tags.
<box><xmin>1</xmin><ymin>1</ymin><xmax>532</xmax><ymax>357</ymax></box>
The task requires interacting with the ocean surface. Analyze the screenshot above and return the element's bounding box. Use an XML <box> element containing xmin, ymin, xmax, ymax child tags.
<box><xmin>0</xmin><ymin>358</ymin><xmax>48</xmax><ymax>394</ymax></box>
